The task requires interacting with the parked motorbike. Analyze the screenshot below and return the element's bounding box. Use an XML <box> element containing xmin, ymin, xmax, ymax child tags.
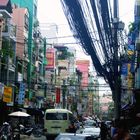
<box><xmin>13</xmin><ymin>128</ymin><xmax>20</xmax><ymax>140</ymax></box>
<box><xmin>19</xmin><ymin>124</ymin><xmax>33</xmax><ymax>136</ymax></box>
<box><xmin>0</xmin><ymin>122</ymin><xmax>13</xmax><ymax>140</ymax></box>
<box><xmin>32</xmin><ymin>124</ymin><xmax>43</xmax><ymax>137</ymax></box>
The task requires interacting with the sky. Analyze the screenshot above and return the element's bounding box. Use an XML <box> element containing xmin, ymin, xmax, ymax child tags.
<box><xmin>37</xmin><ymin>0</ymin><xmax>135</xmax><ymax>95</ymax></box>
<box><xmin>37</xmin><ymin>0</ymin><xmax>135</xmax><ymax>59</ymax></box>
<box><xmin>37</xmin><ymin>0</ymin><xmax>135</xmax><ymax>31</ymax></box>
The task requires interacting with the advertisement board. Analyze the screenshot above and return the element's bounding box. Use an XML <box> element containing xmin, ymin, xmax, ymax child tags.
<box><xmin>3</xmin><ymin>86</ymin><xmax>12</xmax><ymax>103</ymax></box>
<box><xmin>18</xmin><ymin>83</ymin><xmax>25</xmax><ymax>105</ymax></box>
<box><xmin>46</xmin><ymin>48</ymin><xmax>55</xmax><ymax>69</ymax></box>
<box><xmin>56</xmin><ymin>87</ymin><xmax>60</xmax><ymax>103</ymax></box>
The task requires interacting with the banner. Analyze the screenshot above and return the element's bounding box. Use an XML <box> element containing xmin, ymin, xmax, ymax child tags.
<box><xmin>56</xmin><ymin>87</ymin><xmax>60</xmax><ymax>103</ymax></box>
<box><xmin>18</xmin><ymin>83</ymin><xmax>25</xmax><ymax>105</ymax></box>
<box><xmin>3</xmin><ymin>86</ymin><xmax>12</xmax><ymax>103</ymax></box>
<box><xmin>121</xmin><ymin>63</ymin><xmax>128</xmax><ymax>76</ymax></box>
<box><xmin>46</xmin><ymin>48</ymin><xmax>55</xmax><ymax>69</ymax></box>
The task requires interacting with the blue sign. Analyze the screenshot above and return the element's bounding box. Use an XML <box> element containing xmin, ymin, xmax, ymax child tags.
<box><xmin>121</xmin><ymin>63</ymin><xmax>128</xmax><ymax>76</ymax></box>
<box><xmin>18</xmin><ymin>83</ymin><xmax>25</xmax><ymax>105</ymax></box>
<box><xmin>128</xmin><ymin>44</ymin><xmax>135</xmax><ymax>51</ymax></box>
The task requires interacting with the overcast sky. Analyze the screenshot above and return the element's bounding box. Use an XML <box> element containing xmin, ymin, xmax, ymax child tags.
<box><xmin>37</xmin><ymin>0</ymin><xmax>135</xmax><ymax>29</ymax></box>
<box><xmin>37</xmin><ymin>0</ymin><xmax>135</xmax><ymax>58</ymax></box>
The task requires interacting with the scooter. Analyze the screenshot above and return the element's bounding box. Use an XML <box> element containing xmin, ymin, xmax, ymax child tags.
<box><xmin>0</xmin><ymin>122</ymin><xmax>13</xmax><ymax>140</ymax></box>
<box><xmin>19</xmin><ymin>124</ymin><xmax>33</xmax><ymax>136</ymax></box>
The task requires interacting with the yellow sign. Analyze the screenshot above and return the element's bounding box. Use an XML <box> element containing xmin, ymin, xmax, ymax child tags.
<box><xmin>3</xmin><ymin>86</ymin><xmax>12</xmax><ymax>103</ymax></box>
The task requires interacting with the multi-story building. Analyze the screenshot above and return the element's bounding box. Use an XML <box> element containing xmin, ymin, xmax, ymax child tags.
<box><xmin>11</xmin><ymin>0</ymin><xmax>38</xmax><ymax>103</ymax></box>
<box><xmin>0</xmin><ymin>0</ymin><xmax>16</xmax><ymax>124</ymax></box>
<box><xmin>11</xmin><ymin>5</ymin><xmax>29</xmax><ymax>105</ymax></box>
<box><xmin>33</xmin><ymin>27</ymin><xmax>46</xmax><ymax>108</ymax></box>
<box><xmin>0</xmin><ymin>0</ymin><xmax>16</xmax><ymax>100</ymax></box>
<box><xmin>88</xmin><ymin>73</ymin><xmax>100</xmax><ymax>116</ymax></box>
<box><xmin>11</xmin><ymin>0</ymin><xmax>46</xmax><ymax>108</ymax></box>
<box><xmin>76</xmin><ymin>60</ymin><xmax>90</xmax><ymax>115</ymax></box>
<box><xmin>45</xmin><ymin>45</ymin><xmax>75</xmax><ymax>109</ymax></box>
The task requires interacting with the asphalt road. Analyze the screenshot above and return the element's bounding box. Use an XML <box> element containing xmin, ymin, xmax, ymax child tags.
<box><xmin>20</xmin><ymin>134</ymin><xmax>46</xmax><ymax>140</ymax></box>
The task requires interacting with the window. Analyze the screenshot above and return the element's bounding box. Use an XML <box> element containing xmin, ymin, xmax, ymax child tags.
<box><xmin>46</xmin><ymin>113</ymin><xmax>67</xmax><ymax>120</ymax></box>
<box><xmin>24</xmin><ymin>14</ymin><xmax>29</xmax><ymax>31</ymax></box>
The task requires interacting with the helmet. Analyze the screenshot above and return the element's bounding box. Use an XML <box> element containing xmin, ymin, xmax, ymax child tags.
<box><xmin>3</xmin><ymin>122</ymin><xmax>9</xmax><ymax>125</ymax></box>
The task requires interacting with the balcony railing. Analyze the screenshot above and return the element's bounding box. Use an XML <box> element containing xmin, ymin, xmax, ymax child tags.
<box><xmin>2</xmin><ymin>23</ymin><xmax>16</xmax><ymax>39</ymax></box>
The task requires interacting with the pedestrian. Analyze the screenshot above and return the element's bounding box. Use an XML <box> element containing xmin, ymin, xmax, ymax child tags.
<box><xmin>110</xmin><ymin>119</ymin><xmax>117</xmax><ymax>138</ymax></box>
<box><xmin>100</xmin><ymin>121</ymin><xmax>109</xmax><ymax>140</ymax></box>
<box><xmin>67</xmin><ymin>122</ymin><xmax>77</xmax><ymax>133</ymax></box>
<box><xmin>112</xmin><ymin>119</ymin><xmax>133</xmax><ymax>140</ymax></box>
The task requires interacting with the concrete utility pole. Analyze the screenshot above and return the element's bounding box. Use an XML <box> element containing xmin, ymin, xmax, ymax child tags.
<box><xmin>0</xmin><ymin>14</ymin><xmax>3</xmax><ymax>81</ymax></box>
<box><xmin>62</xmin><ymin>79</ymin><xmax>67</xmax><ymax>109</ymax></box>
<box><xmin>113</xmin><ymin>0</ymin><xmax>121</xmax><ymax>119</ymax></box>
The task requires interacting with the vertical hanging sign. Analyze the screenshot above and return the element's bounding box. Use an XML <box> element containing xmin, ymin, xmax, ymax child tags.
<box><xmin>18</xmin><ymin>83</ymin><xmax>25</xmax><ymax>105</ymax></box>
<box><xmin>56</xmin><ymin>87</ymin><xmax>60</xmax><ymax>103</ymax></box>
<box><xmin>3</xmin><ymin>86</ymin><xmax>12</xmax><ymax>103</ymax></box>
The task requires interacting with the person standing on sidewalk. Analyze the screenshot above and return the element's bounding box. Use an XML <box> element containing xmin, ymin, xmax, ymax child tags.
<box><xmin>112</xmin><ymin>119</ymin><xmax>133</xmax><ymax>140</ymax></box>
<box><xmin>100</xmin><ymin>121</ymin><xmax>110</xmax><ymax>140</ymax></box>
<box><xmin>110</xmin><ymin>119</ymin><xmax>117</xmax><ymax>138</ymax></box>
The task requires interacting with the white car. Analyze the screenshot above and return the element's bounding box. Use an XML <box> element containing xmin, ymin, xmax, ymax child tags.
<box><xmin>82</xmin><ymin>127</ymin><xmax>100</xmax><ymax>139</ymax></box>
<box><xmin>83</xmin><ymin>120</ymin><xmax>97</xmax><ymax>128</ymax></box>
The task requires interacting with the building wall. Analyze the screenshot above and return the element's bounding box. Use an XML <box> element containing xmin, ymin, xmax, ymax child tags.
<box><xmin>12</xmin><ymin>7</ymin><xmax>29</xmax><ymax>59</ymax></box>
<box><xmin>76</xmin><ymin>60</ymin><xmax>90</xmax><ymax>88</ymax></box>
<box><xmin>11</xmin><ymin>0</ymin><xmax>38</xmax><ymax>94</ymax></box>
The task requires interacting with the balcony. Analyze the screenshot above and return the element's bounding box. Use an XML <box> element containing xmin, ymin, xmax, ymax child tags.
<box><xmin>2</xmin><ymin>22</ymin><xmax>16</xmax><ymax>41</ymax></box>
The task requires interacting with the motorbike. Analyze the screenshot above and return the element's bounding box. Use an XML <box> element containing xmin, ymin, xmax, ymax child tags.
<box><xmin>19</xmin><ymin>124</ymin><xmax>33</xmax><ymax>136</ymax></box>
<box><xmin>32</xmin><ymin>125</ymin><xmax>43</xmax><ymax>137</ymax></box>
<box><xmin>12</xmin><ymin>128</ymin><xmax>20</xmax><ymax>140</ymax></box>
<box><xmin>0</xmin><ymin>122</ymin><xmax>13</xmax><ymax>140</ymax></box>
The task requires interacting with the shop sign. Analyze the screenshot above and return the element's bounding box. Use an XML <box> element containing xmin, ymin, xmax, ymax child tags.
<box><xmin>46</xmin><ymin>48</ymin><xmax>55</xmax><ymax>69</ymax></box>
<box><xmin>56</xmin><ymin>87</ymin><xmax>60</xmax><ymax>103</ymax></box>
<box><xmin>3</xmin><ymin>86</ymin><xmax>12</xmax><ymax>103</ymax></box>
<box><xmin>18</xmin><ymin>83</ymin><xmax>25</xmax><ymax>105</ymax></box>
<box><xmin>0</xmin><ymin>83</ymin><xmax>4</xmax><ymax>99</ymax></box>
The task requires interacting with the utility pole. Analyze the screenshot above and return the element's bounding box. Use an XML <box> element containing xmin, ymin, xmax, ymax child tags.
<box><xmin>62</xmin><ymin>79</ymin><xmax>67</xmax><ymax>109</ymax></box>
<box><xmin>0</xmin><ymin>14</ymin><xmax>3</xmax><ymax>81</ymax></box>
<box><xmin>113</xmin><ymin>0</ymin><xmax>121</xmax><ymax>119</ymax></box>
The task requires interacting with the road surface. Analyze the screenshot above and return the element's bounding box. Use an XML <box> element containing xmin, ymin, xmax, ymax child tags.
<box><xmin>20</xmin><ymin>134</ymin><xmax>46</xmax><ymax>140</ymax></box>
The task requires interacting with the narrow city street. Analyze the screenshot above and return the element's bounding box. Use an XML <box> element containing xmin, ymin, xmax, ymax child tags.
<box><xmin>0</xmin><ymin>0</ymin><xmax>139</xmax><ymax>139</ymax></box>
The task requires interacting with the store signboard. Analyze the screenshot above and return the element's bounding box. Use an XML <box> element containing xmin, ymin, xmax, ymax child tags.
<box><xmin>3</xmin><ymin>86</ymin><xmax>12</xmax><ymax>103</ymax></box>
<box><xmin>18</xmin><ymin>83</ymin><xmax>25</xmax><ymax>105</ymax></box>
<box><xmin>56</xmin><ymin>87</ymin><xmax>60</xmax><ymax>103</ymax></box>
<box><xmin>46</xmin><ymin>48</ymin><xmax>55</xmax><ymax>69</ymax></box>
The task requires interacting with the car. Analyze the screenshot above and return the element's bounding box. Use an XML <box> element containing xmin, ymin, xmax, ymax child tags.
<box><xmin>82</xmin><ymin>127</ymin><xmax>100</xmax><ymax>139</ymax></box>
<box><xmin>83</xmin><ymin>120</ymin><xmax>97</xmax><ymax>128</ymax></box>
<box><xmin>55</xmin><ymin>133</ymin><xmax>95</xmax><ymax>140</ymax></box>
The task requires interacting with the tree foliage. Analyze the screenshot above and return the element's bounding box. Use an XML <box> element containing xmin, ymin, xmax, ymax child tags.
<box><xmin>0</xmin><ymin>38</ymin><xmax>13</xmax><ymax>58</ymax></box>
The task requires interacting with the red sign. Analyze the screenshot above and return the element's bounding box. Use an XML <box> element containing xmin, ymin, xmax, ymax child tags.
<box><xmin>56</xmin><ymin>87</ymin><xmax>60</xmax><ymax>103</ymax></box>
<box><xmin>46</xmin><ymin>48</ymin><xmax>55</xmax><ymax>69</ymax></box>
